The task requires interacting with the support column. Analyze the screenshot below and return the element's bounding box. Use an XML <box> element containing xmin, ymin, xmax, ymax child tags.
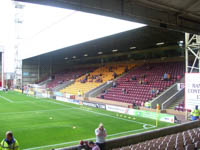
<box><xmin>185</xmin><ymin>33</ymin><xmax>200</xmax><ymax>73</ymax></box>
<box><xmin>185</xmin><ymin>33</ymin><xmax>189</xmax><ymax>73</ymax></box>
<box><xmin>1</xmin><ymin>50</ymin><xmax>4</xmax><ymax>88</ymax></box>
<box><xmin>38</xmin><ymin>56</ymin><xmax>40</xmax><ymax>82</ymax></box>
<box><xmin>199</xmin><ymin>49</ymin><xmax>200</xmax><ymax>73</ymax></box>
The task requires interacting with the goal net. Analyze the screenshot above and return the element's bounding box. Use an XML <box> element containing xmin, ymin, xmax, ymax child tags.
<box><xmin>25</xmin><ymin>84</ymin><xmax>51</xmax><ymax>98</ymax></box>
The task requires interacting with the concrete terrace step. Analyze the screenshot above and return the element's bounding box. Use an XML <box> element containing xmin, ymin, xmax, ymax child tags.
<box><xmin>168</xmin><ymin>96</ymin><xmax>184</xmax><ymax>109</ymax></box>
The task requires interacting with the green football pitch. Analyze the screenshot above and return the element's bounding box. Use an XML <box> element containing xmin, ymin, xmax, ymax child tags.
<box><xmin>0</xmin><ymin>91</ymin><xmax>173</xmax><ymax>150</ymax></box>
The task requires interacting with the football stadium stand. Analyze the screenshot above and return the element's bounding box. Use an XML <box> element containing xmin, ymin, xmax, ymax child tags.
<box><xmin>46</xmin><ymin>68</ymin><xmax>95</xmax><ymax>89</ymax></box>
<box><xmin>99</xmin><ymin>62</ymin><xmax>185</xmax><ymax>105</ymax></box>
<box><xmin>114</xmin><ymin>127</ymin><xmax>200</xmax><ymax>150</ymax></box>
<box><xmin>60</xmin><ymin>64</ymin><xmax>135</xmax><ymax>95</ymax></box>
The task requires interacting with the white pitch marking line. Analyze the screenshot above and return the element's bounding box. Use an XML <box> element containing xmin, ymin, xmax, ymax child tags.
<box><xmin>24</xmin><ymin>97</ymin><xmax>155</xmax><ymax>127</ymax></box>
<box><xmin>44</xmin><ymin>99</ymin><xmax>155</xmax><ymax>127</ymax></box>
<box><xmin>0</xmin><ymin>108</ymin><xmax>75</xmax><ymax>115</ymax></box>
<box><xmin>77</xmin><ymin>107</ymin><xmax>154</xmax><ymax>127</ymax></box>
<box><xmin>15</xmin><ymin>95</ymin><xmax>157</xmax><ymax>150</ymax></box>
<box><xmin>23</xmin><ymin>126</ymin><xmax>156</xmax><ymax>150</ymax></box>
<box><xmin>2</xmin><ymin>93</ymin><xmax>155</xmax><ymax>127</ymax></box>
<box><xmin>0</xmin><ymin>95</ymin><xmax>13</xmax><ymax>103</ymax></box>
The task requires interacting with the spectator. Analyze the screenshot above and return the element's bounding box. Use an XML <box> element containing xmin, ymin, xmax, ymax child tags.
<box><xmin>113</xmin><ymin>72</ymin><xmax>117</xmax><ymax>79</ymax></box>
<box><xmin>125</xmin><ymin>77</ymin><xmax>129</xmax><ymax>82</ymax></box>
<box><xmin>141</xmin><ymin>74</ymin><xmax>146</xmax><ymax>78</ymax></box>
<box><xmin>150</xmin><ymin>88</ymin><xmax>156</xmax><ymax>94</ymax></box>
<box><xmin>177</xmin><ymin>75</ymin><xmax>181</xmax><ymax>80</ymax></box>
<box><xmin>192</xmin><ymin>105</ymin><xmax>200</xmax><ymax>121</ymax></box>
<box><xmin>145</xmin><ymin>101</ymin><xmax>151</xmax><ymax>108</ymax></box>
<box><xmin>78</xmin><ymin>90</ymin><xmax>81</xmax><ymax>97</ymax></box>
<box><xmin>167</xmin><ymin>73</ymin><xmax>171</xmax><ymax>80</ymax></box>
<box><xmin>112</xmin><ymin>82</ymin><xmax>117</xmax><ymax>88</ymax></box>
<box><xmin>95</xmin><ymin>123</ymin><xmax>106</xmax><ymax>150</ymax></box>
<box><xmin>139</xmin><ymin>79</ymin><xmax>143</xmax><ymax>84</ymax></box>
<box><xmin>124</xmin><ymin>66</ymin><xmax>128</xmax><ymax>73</ymax></box>
<box><xmin>104</xmin><ymin>90</ymin><xmax>107</xmax><ymax>94</ymax></box>
<box><xmin>109</xmin><ymin>66</ymin><xmax>112</xmax><ymax>72</ymax></box>
<box><xmin>163</xmin><ymin>73</ymin><xmax>168</xmax><ymax>81</ymax></box>
<box><xmin>84</xmin><ymin>76</ymin><xmax>88</xmax><ymax>81</ymax></box>
<box><xmin>86</xmin><ymin>73</ymin><xmax>89</xmax><ymax>77</ymax></box>
<box><xmin>0</xmin><ymin>131</ymin><xmax>19</xmax><ymax>150</ymax></box>
<box><xmin>88</xmin><ymin>141</ymin><xmax>100</xmax><ymax>150</ymax></box>
<box><xmin>96</xmin><ymin>77</ymin><xmax>102</xmax><ymax>83</ymax></box>
<box><xmin>141</xmin><ymin>101</ymin><xmax>144</xmax><ymax>107</ymax></box>
<box><xmin>132</xmin><ymin>102</ymin><xmax>137</xmax><ymax>109</ymax></box>
<box><xmin>156</xmin><ymin>89</ymin><xmax>160</xmax><ymax>95</ymax></box>
<box><xmin>122</xmin><ymin>88</ymin><xmax>127</xmax><ymax>94</ymax></box>
<box><xmin>144</xmin><ymin>78</ymin><xmax>148</xmax><ymax>85</ymax></box>
<box><xmin>131</xmin><ymin>75</ymin><xmax>136</xmax><ymax>81</ymax></box>
<box><xmin>21</xmin><ymin>86</ymin><xmax>24</xmax><ymax>94</ymax></box>
<box><xmin>78</xmin><ymin>141</ymin><xmax>89</xmax><ymax>150</ymax></box>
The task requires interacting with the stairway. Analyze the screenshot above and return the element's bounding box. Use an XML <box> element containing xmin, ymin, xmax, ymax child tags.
<box><xmin>168</xmin><ymin>96</ymin><xmax>184</xmax><ymax>109</ymax></box>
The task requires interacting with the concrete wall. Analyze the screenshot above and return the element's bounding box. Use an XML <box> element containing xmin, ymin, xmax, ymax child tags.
<box><xmin>22</xmin><ymin>58</ymin><xmax>39</xmax><ymax>85</ymax></box>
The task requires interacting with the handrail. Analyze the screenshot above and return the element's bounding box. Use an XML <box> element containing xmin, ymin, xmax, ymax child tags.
<box><xmin>151</xmin><ymin>83</ymin><xmax>177</xmax><ymax>108</ymax></box>
<box><xmin>162</xmin><ymin>88</ymin><xmax>184</xmax><ymax>109</ymax></box>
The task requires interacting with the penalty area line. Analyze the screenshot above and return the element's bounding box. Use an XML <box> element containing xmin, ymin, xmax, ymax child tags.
<box><xmin>23</xmin><ymin>126</ymin><xmax>156</xmax><ymax>150</ymax></box>
<box><xmin>0</xmin><ymin>95</ymin><xmax>13</xmax><ymax>103</ymax></box>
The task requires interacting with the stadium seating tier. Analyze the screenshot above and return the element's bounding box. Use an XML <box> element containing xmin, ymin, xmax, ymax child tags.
<box><xmin>100</xmin><ymin>62</ymin><xmax>185</xmax><ymax>106</ymax></box>
<box><xmin>61</xmin><ymin>64</ymin><xmax>135</xmax><ymax>95</ymax></box>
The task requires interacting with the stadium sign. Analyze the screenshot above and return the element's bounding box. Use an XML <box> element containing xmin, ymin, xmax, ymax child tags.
<box><xmin>54</xmin><ymin>92</ymin><xmax>64</xmax><ymax>97</ymax></box>
<box><xmin>82</xmin><ymin>101</ymin><xmax>106</xmax><ymax>109</ymax></box>
<box><xmin>132</xmin><ymin>109</ymin><xmax>174</xmax><ymax>123</ymax></box>
<box><xmin>177</xmin><ymin>83</ymin><xmax>185</xmax><ymax>91</ymax></box>
<box><xmin>56</xmin><ymin>96</ymin><xmax>80</xmax><ymax>105</ymax></box>
<box><xmin>67</xmin><ymin>99</ymin><xmax>80</xmax><ymax>105</ymax></box>
<box><xmin>185</xmin><ymin>73</ymin><xmax>200</xmax><ymax>110</ymax></box>
<box><xmin>56</xmin><ymin>96</ymin><xmax>68</xmax><ymax>102</ymax></box>
<box><xmin>106</xmin><ymin>105</ymin><xmax>128</xmax><ymax>114</ymax></box>
<box><xmin>106</xmin><ymin>104</ymin><xmax>174</xmax><ymax>123</ymax></box>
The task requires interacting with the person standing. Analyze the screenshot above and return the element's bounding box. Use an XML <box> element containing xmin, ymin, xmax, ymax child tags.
<box><xmin>0</xmin><ymin>131</ymin><xmax>19</xmax><ymax>150</ymax></box>
<box><xmin>192</xmin><ymin>105</ymin><xmax>200</xmax><ymax>121</ymax></box>
<box><xmin>78</xmin><ymin>90</ymin><xmax>81</xmax><ymax>97</ymax></box>
<box><xmin>112</xmin><ymin>81</ymin><xmax>117</xmax><ymax>88</ymax></box>
<box><xmin>21</xmin><ymin>86</ymin><xmax>24</xmax><ymax>94</ymax></box>
<box><xmin>95</xmin><ymin>123</ymin><xmax>106</xmax><ymax>150</ymax></box>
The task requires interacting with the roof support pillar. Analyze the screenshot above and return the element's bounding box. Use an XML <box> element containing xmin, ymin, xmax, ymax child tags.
<box><xmin>185</xmin><ymin>33</ymin><xmax>200</xmax><ymax>73</ymax></box>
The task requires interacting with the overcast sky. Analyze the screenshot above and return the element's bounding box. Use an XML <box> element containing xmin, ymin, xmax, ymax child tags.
<box><xmin>0</xmin><ymin>0</ymin><xmax>145</xmax><ymax>72</ymax></box>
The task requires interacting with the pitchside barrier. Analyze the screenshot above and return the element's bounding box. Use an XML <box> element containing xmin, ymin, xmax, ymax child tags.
<box><xmin>57</xmin><ymin>120</ymin><xmax>200</xmax><ymax>150</ymax></box>
<box><xmin>55</xmin><ymin>96</ymin><xmax>175</xmax><ymax>123</ymax></box>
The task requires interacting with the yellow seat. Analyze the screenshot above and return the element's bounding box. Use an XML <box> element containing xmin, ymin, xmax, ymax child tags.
<box><xmin>60</xmin><ymin>63</ymin><xmax>136</xmax><ymax>95</ymax></box>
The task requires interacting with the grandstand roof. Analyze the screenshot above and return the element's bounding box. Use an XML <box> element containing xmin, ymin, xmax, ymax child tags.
<box><xmin>15</xmin><ymin>0</ymin><xmax>200</xmax><ymax>33</ymax></box>
<box><xmin>24</xmin><ymin>26</ymin><xmax>184</xmax><ymax>61</ymax></box>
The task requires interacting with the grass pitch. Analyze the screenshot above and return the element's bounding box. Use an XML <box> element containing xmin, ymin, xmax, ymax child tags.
<box><xmin>0</xmin><ymin>91</ymin><xmax>173</xmax><ymax>150</ymax></box>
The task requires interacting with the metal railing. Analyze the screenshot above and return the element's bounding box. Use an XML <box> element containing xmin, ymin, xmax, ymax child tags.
<box><xmin>162</xmin><ymin>88</ymin><xmax>184</xmax><ymax>109</ymax></box>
